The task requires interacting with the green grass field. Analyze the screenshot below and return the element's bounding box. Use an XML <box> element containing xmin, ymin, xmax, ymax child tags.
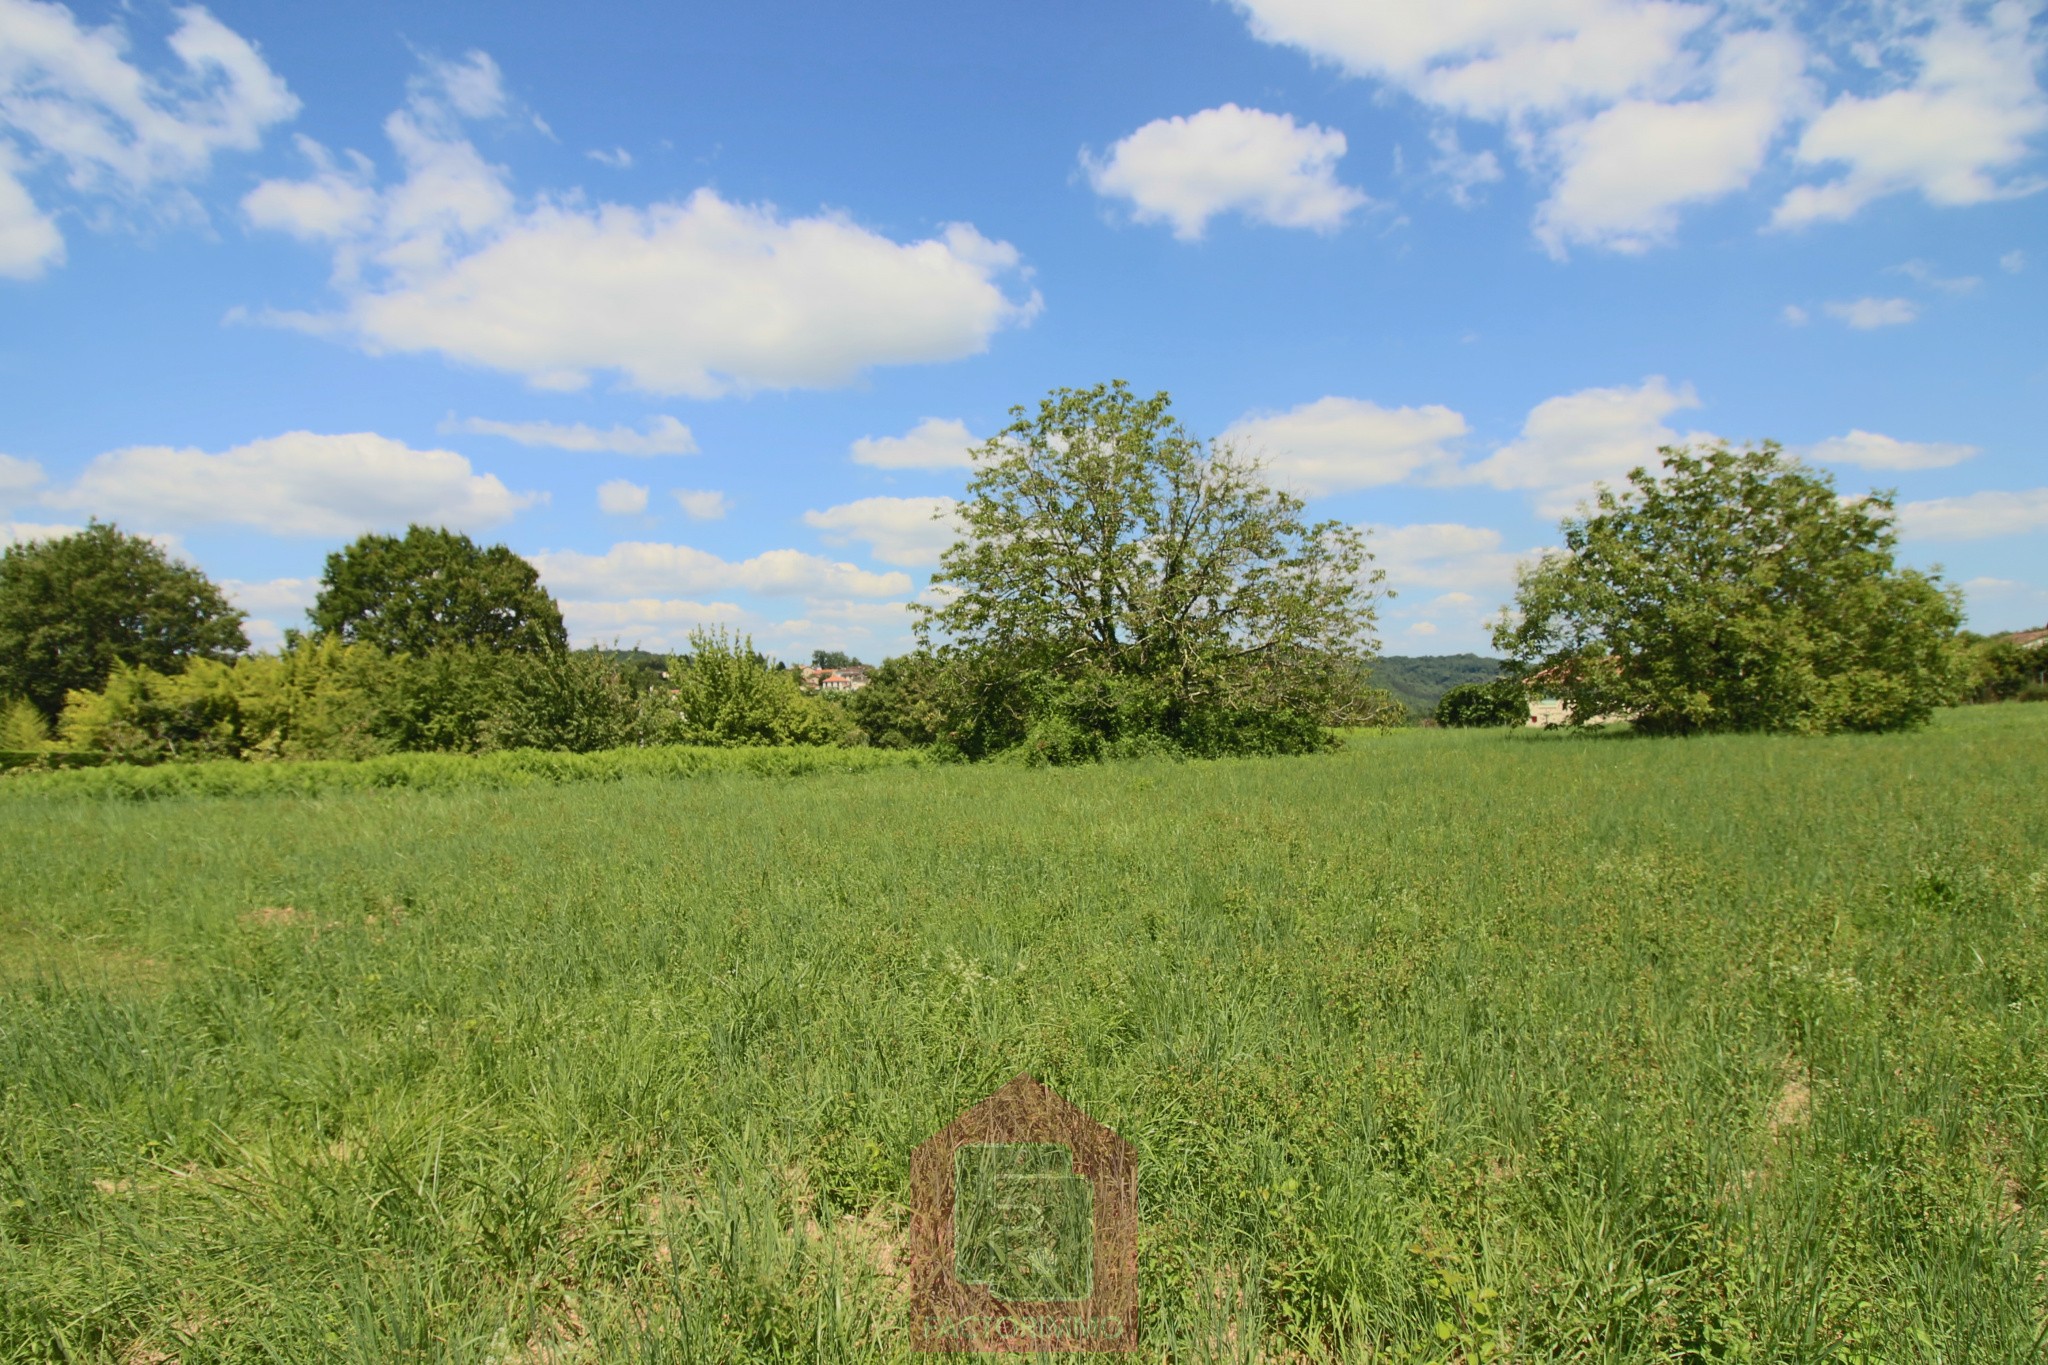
<box><xmin>2</xmin><ymin>708</ymin><xmax>2044</xmax><ymax>1362</ymax></box>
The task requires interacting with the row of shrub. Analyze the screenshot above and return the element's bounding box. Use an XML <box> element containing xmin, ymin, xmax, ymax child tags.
<box><xmin>0</xmin><ymin>628</ymin><xmax>858</xmax><ymax>768</ymax></box>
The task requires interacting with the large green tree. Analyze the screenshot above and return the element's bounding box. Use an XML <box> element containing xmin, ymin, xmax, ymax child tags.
<box><xmin>1495</xmin><ymin>444</ymin><xmax>1966</xmax><ymax>735</ymax></box>
<box><xmin>917</xmin><ymin>381</ymin><xmax>1385</xmax><ymax>758</ymax></box>
<box><xmin>311</xmin><ymin>525</ymin><xmax>567</xmax><ymax>656</ymax></box>
<box><xmin>0</xmin><ymin>522</ymin><xmax>247</xmax><ymax>719</ymax></box>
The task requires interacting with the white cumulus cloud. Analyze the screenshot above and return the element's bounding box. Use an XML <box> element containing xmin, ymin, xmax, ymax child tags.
<box><xmin>222</xmin><ymin>575</ymin><xmax>318</xmax><ymax>650</ymax></box>
<box><xmin>45</xmin><ymin>431</ymin><xmax>541</xmax><ymax>536</ymax></box>
<box><xmin>0</xmin><ymin>519</ymin><xmax>79</xmax><ymax>546</ymax></box>
<box><xmin>0</xmin><ymin>450</ymin><xmax>44</xmax><ymax>503</ymax></box>
<box><xmin>1231</xmin><ymin>1</ymin><xmax>2048</xmax><ymax>250</ymax></box>
<box><xmin>1370</xmin><ymin>522</ymin><xmax>1534</xmax><ymax>595</ymax></box>
<box><xmin>0</xmin><ymin>145</ymin><xmax>62</xmax><ymax>277</ymax></box>
<box><xmin>597</xmin><ymin>479</ymin><xmax>648</xmax><ymax>515</ymax></box>
<box><xmin>1082</xmin><ymin>103</ymin><xmax>1368</xmax><ymax>239</ymax></box>
<box><xmin>1775</xmin><ymin>4</ymin><xmax>2048</xmax><ymax>228</ymax></box>
<box><xmin>1824</xmin><ymin>296</ymin><xmax>1918</xmax><ymax>329</ymax></box>
<box><xmin>1535</xmin><ymin>29</ymin><xmax>1813</xmax><ymax>255</ymax></box>
<box><xmin>0</xmin><ymin>0</ymin><xmax>298</xmax><ymax>274</ymax></box>
<box><xmin>1465</xmin><ymin>376</ymin><xmax>1704</xmax><ymax>512</ymax></box>
<box><xmin>446</xmin><ymin>413</ymin><xmax>697</xmax><ymax>456</ymax></box>
<box><xmin>1221</xmin><ymin>396</ymin><xmax>1467</xmax><ymax>496</ymax></box>
<box><xmin>1900</xmin><ymin>487</ymin><xmax>2048</xmax><ymax>540</ymax></box>
<box><xmin>849</xmin><ymin>417</ymin><xmax>978</xmax><ymax>470</ymax></box>
<box><xmin>803</xmin><ymin>496</ymin><xmax>960</xmax><ymax>567</ymax></box>
<box><xmin>1797</xmin><ymin>429</ymin><xmax>1977</xmax><ymax>471</ymax></box>
<box><xmin>673</xmin><ymin>489</ymin><xmax>728</xmax><ymax>520</ymax></box>
<box><xmin>531</xmin><ymin>541</ymin><xmax>911</xmax><ymax>600</ymax></box>
<box><xmin>241</xmin><ymin>55</ymin><xmax>1039</xmax><ymax>396</ymax></box>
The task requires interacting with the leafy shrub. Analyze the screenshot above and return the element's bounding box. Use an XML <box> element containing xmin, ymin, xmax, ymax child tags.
<box><xmin>659</xmin><ymin>628</ymin><xmax>851</xmax><ymax>747</ymax></box>
<box><xmin>1</xmin><ymin>697</ymin><xmax>52</xmax><ymax>752</ymax></box>
<box><xmin>1435</xmin><ymin>681</ymin><xmax>1528</xmax><ymax>728</ymax></box>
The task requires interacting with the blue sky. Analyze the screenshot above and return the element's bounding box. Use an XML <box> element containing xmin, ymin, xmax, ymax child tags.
<box><xmin>1</xmin><ymin>0</ymin><xmax>2043</xmax><ymax>659</ymax></box>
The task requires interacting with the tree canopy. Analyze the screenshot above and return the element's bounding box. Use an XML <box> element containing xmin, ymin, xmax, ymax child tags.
<box><xmin>0</xmin><ymin>521</ymin><xmax>247</xmax><ymax>719</ymax></box>
<box><xmin>311</xmin><ymin>525</ymin><xmax>567</xmax><ymax>657</ymax></box>
<box><xmin>1435</xmin><ymin>680</ymin><xmax>1528</xmax><ymax>729</ymax></box>
<box><xmin>1495</xmin><ymin>444</ymin><xmax>1966</xmax><ymax>735</ymax></box>
<box><xmin>916</xmin><ymin>381</ymin><xmax>1385</xmax><ymax>758</ymax></box>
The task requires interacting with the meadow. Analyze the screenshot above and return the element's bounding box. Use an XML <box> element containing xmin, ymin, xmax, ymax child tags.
<box><xmin>1</xmin><ymin>707</ymin><xmax>2043</xmax><ymax>1362</ymax></box>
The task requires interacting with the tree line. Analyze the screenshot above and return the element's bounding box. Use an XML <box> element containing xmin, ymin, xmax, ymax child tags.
<box><xmin>3</xmin><ymin>382</ymin><xmax>2019</xmax><ymax>767</ymax></box>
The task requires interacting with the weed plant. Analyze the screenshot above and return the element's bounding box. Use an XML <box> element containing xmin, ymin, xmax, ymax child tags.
<box><xmin>1</xmin><ymin>708</ymin><xmax>2042</xmax><ymax>1361</ymax></box>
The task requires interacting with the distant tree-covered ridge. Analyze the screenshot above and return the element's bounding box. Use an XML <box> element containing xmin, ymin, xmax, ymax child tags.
<box><xmin>1369</xmin><ymin>654</ymin><xmax>1504</xmax><ymax>718</ymax></box>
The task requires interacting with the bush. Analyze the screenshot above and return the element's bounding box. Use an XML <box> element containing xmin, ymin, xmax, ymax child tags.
<box><xmin>1435</xmin><ymin>681</ymin><xmax>1528</xmax><ymax>728</ymax></box>
<box><xmin>660</xmin><ymin>628</ymin><xmax>851</xmax><ymax>748</ymax></box>
<box><xmin>1</xmin><ymin>697</ymin><xmax>52</xmax><ymax>752</ymax></box>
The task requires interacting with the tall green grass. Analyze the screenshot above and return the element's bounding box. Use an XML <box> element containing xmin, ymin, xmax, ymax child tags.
<box><xmin>1</xmin><ymin>707</ymin><xmax>2042</xmax><ymax>1361</ymax></box>
<box><xmin>0</xmin><ymin>742</ymin><xmax>924</xmax><ymax>802</ymax></box>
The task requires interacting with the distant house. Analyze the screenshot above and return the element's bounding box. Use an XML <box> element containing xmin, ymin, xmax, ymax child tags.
<box><xmin>800</xmin><ymin>664</ymin><xmax>871</xmax><ymax>693</ymax></box>
<box><xmin>1523</xmin><ymin>662</ymin><xmax>1625</xmax><ymax>728</ymax></box>
<box><xmin>2009</xmin><ymin>627</ymin><xmax>2048</xmax><ymax>651</ymax></box>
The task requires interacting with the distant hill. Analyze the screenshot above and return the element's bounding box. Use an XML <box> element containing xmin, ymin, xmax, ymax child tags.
<box><xmin>1370</xmin><ymin>654</ymin><xmax>1505</xmax><ymax>719</ymax></box>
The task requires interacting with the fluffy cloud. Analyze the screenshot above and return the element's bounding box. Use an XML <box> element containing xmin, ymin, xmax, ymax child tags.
<box><xmin>2002</xmin><ymin>249</ymin><xmax>2027</xmax><ymax>272</ymax></box>
<box><xmin>0</xmin><ymin>519</ymin><xmax>79</xmax><ymax>546</ymax></box>
<box><xmin>1797</xmin><ymin>429</ymin><xmax>1977</xmax><ymax>471</ymax></box>
<box><xmin>850</xmin><ymin>417</ymin><xmax>978</xmax><ymax>470</ymax></box>
<box><xmin>803</xmin><ymin>496</ymin><xmax>960</xmax><ymax>567</ymax></box>
<box><xmin>1082</xmin><ymin>103</ymin><xmax>1368</xmax><ymax>239</ymax></box>
<box><xmin>1231</xmin><ymin>1</ymin><xmax>2048</xmax><ymax>250</ymax></box>
<box><xmin>556</xmin><ymin>595</ymin><xmax>743</xmax><ymax>650</ymax></box>
<box><xmin>1465</xmin><ymin>376</ymin><xmax>1702</xmax><ymax>511</ymax></box>
<box><xmin>1899</xmin><ymin>487</ymin><xmax>2048</xmax><ymax>541</ymax></box>
<box><xmin>530</xmin><ymin>541</ymin><xmax>911</xmax><ymax>600</ymax></box>
<box><xmin>597</xmin><ymin>479</ymin><xmax>648</xmax><ymax>515</ymax></box>
<box><xmin>673</xmin><ymin>488</ymin><xmax>728</xmax><ymax>520</ymax></box>
<box><xmin>555</xmin><ymin>594</ymin><xmax>917</xmax><ymax>656</ymax></box>
<box><xmin>242</xmin><ymin>56</ymin><xmax>1038</xmax><ymax>396</ymax></box>
<box><xmin>1775</xmin><ymin>4</ymin><xmax>2048</xmax><ymax>228</ymax></box>
<box><xmin>221</xmin><ymin>575</ymin><xmax>318</xmax><ymax>616</ymax></box>
<box><xmin>0</xmin><ymin>450</ymin><xmax>44</xmax><ymax>503</ymax></box>
<box><xmin>1824</xmin><ymin>296</ymin><xmax>1917</xmax><ymax>329</ymax></box>
<box><xmin>46</xmin><ymin>431</ymin><xmax>540</xmax><ymax>536</ymax></box>
<box><xmin>222</xmin><ymin>575</ymin><xmax>317</xmax><ymax>650</ymax></box>
<box><xmin>1370</xmin><ymin>522</ymin><xmax>1540</xmax><ymax>597</ymax></box>
<box><xmin>444</xmin><ymin>413</ymin><xmax>697</xmax><ymax>456</ymax></box>
<box><xmin>1228</xmin><ymin>0</ymin><xmax>1709</xmax><ymax>115</ymax></box>
<box><xmin>0</xmin><ymin>0</ymin><xmax>298</xmax><ymax>275</ymax></box>
<box><xmin>1535</xmin><ymin>29</ymin><xmax>1812</xmax><ymax>255</ymax></box>
<box><xmin>1368</xmin><ymin>521</ymin><xmax>1549</xmax><ymax>648</ymax></box>
<box><xmin>1891</xmin><ymin>259</ymin><xmax>1980</xmax><ymax>294</ymax></box>
<box><xmin>1221</xmin><ymin>396</ymin><xmax>1467</xmax><ymax>496</ymax></box>
<box><xmin>0</xmin><ymin>146</ymin><xmax>62</xmax><ymax>277</ymax></box>
<box><xmin>1425</xmin><ymin>126</ymin><xmax>1503</xmax><ymax>206</ymax></box>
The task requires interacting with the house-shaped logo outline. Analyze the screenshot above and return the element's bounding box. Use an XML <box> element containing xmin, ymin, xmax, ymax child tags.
<box><xmin>908</xmin><ymin>1074</ymin><xmax>1138</xmax><ymax>1353</ymax></box>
